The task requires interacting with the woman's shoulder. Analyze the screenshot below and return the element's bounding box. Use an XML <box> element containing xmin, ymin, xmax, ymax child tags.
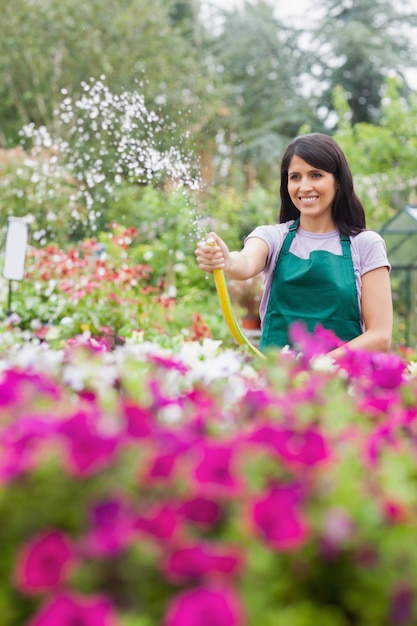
<box><xmin>352</xmin><ymin>229</ymin><xmax>385</xmax><ymax>244</ymax></box>
<box><xmin>351</xmin><ymin>228</ymin><xmax>388</xmax><ymax>252</ymax></box>
<box><xmin>351</xmin><ymin>229</ymin><xmax>390</xmax><ymax>271</ymax></box>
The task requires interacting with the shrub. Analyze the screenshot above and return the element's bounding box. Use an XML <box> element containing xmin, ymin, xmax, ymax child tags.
<box><xmin>0</xmin><ymin>331</ymin><xmax>417</xmax><ymax>625</ymax></box>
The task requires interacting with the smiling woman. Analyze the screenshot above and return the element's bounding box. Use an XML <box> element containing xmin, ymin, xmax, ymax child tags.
<box><xmin>195</xmin><ymin>133</ymin><xmax>393</xmax><ymax>359</ymax></box>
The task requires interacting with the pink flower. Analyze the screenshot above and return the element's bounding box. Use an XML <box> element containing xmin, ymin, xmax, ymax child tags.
<box><xmin>194</xmin><ymin>443</ymin><xmax>239</xmax><ymax>493</ymax></box>
<box><xmin>164</xmin><ymin>585</ymin><xmax>243</xmax><ymax>626</ymax></box>
<box><xmin>240</xmin><ymin>388</ymin><xmax>276</xmax><ymax>420</ymax></box>
<box><xmin>382</xmin><ymin>499</ymin><xmax>410</xmax><ymax>525</ymax></box>
<box><xmin>364</xmin><ymin>423</ymin><xmax>398</xmax><ymax>466</ymax></box>
<box><xmin>142</xmin><ymin>430</ymin><xmax>190</xmax><ymax>484</ymax></box>
<box><xmin>58</xmin><ymin>409</ymin><xmax>120</xmax><ymax>476</ymax></box>
<box><xmin>15</xmin><ymin>531</ymin><xmax>75</xmax><ymax>594</ymax></box>
<box><xmin>134</xmin><ymin>504</ymin><xmax>179</xmax><ymax>541</ymax></box>
<box><xmin>164</xmin><ymin>543</ymin><xmax>242</xmax><ymax>582</ymax></box>
<box><xmin>369</xmin><ymin>352</ymin><xmax>406</xmax><ymax>389</ymax></box>
<box><xmin>289</xmin><ymin>322</ymin><xmax>342</xmax><ymax>359</ymax></box>
<box><xmin>82</xmin><ymin>498</ymin><xmax>135</xmax><ymax>556</ymax></box>
<box><xmin>122</xmin><ymin>401</ymin><xmax>153</xmax><ymax>438</ymax></box>
<box><xmin>0</xmin><ymin>369</ymin><xmax>60</xmax><ymax>407</ymax></box>
<box><xmin>248</xmin><ymin>423</ymin><xmax>330</xmax><ymax>468</ymax></box>
<box><xmin>0</xmin><ymin>415</ymin><xmax>59</xmax><ymax>482</ymax></box>
<box><xmin>320</xmin><ymin>507</ymin><xmax>355</xmax><ymax>557</ymax></box>
<box><xmin>251</xmin><ymin>484</ymin><xmax>309</xmax><ymax>551</ymax></box>
<box><xmin>28</xmin><ymin>592</ymin><xmax>119</xmax><ymax>626</ymax></box>
<box><xmin>149</xmin><ymin>353</ymin><xmax>188</xmax><ymax>374</ymax></box>
<box><xmin>145</xmin><ymin>450</ymin><xmax>177</xmax><ymax>482</ymax></box>
<box><xmin>388</xmin><ymin>584</ymin><xmax>414</xmax><ymax>625</ymax></box>
<box><xmin>178</xmin><ymin>496</ymin><xmax>221</xmax><ymax>527</ymax></box>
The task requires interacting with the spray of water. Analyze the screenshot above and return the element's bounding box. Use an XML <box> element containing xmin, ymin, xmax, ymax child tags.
<box><xmin>19</xmin><ymin>75</ymin><xmax>207</xmax><ymax>242</ymax></box>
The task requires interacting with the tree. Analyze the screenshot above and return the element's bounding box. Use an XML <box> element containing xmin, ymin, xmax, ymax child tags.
<box><xmin>0</xmin><ymin>0</ymin><xmax>220</xmax><ymax>151</ymax></box>
<box><xmin>313</xmin><ymin>0</ymin><xmax>417</xmax><ymax>125</ymax></box>
<box><xmin>333</xmin><ymin>78</ymin><xmax>417</xmax><ymax>226</ymax></box>
<box><xmin>206</xmin><ymin>0</ymin><xmax>323</xmax><ymax>187</ymax></box>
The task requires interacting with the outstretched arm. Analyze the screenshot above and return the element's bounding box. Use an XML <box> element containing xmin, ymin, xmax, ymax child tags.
<box><xmin>195</xmin><ymin>232</ymin><xmax>269</xmax><ymax>280</ymax></box>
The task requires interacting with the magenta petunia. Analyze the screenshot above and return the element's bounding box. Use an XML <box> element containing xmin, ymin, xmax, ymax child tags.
<box><xmin>149</xmin><ymin>353</ymin><xmax>189</xmax><ymax>374</ymax></box>
<box><xmin>193</xmin><ymin>443</ymin><xmax>239</xmax><ymax>493</ymax></box>
<box><xmin>122</xmin><ymin>401</ymin><xmax>153</xmax><ymax>438</ymax></box>
<box><xmin>251</xmin><ymin>483</ymin><xmax>309</xmax><ymax>551</ymax></box>
<box><xmin>145</xmin><ymin>450</ymin><xmax>178</xmax><ymax>482</ymax></box>
<box><xmin>164</xmin><ymin>542</ymin><xmax>242</xmax><ymax>582</ymax></box>
<box><xmin>0</xmin><ymin>415</ymin><xmax>59</xmax><ymax>482</ymax></box>
<box><xmin>369</xmin><ymin>352</ymin><xmax>406</xmax><ymax>390</ymax></box>
<box><xmin>164</xmin><ymin>585</ymin><xmax>243</xmax><ymax>626</ymax></box>
<box><xmin>388</xmin><ymin>584</ymin><xmax>414</xmax><ymax>625</ymax></box>
<box><xmin>148</xmin><ymin>378</ymin><xmax>186</xmax><ymax>410</ymax></box>
<box><xmin>0</xmin><ymin>369</ymin><xmax>61</xmax><ymax>408</ymax></box>
<box><xmin>240</xmin><ymin>388</ymin><xmax>277</xmax><ymax>420</ymax></box>
<box><xmin>358</xmin><ymin>391</ymin><xmax>399</xmax><ymax>416</ymax></box>
<box><xmin>57</xmin><ymin>409</ymin><xmax>121</xmax><ymax>476</ymax></box>
<box><xmin>178</xmin><ymin>496</ymin><xmax>221</xmax><ymax>527</ymax></box>
<box><xmin>82</xmin><ymin>498</ymin><xmax>135</xmax><ymax>556</ymax></box>
<box><xmin>363</xmin><ymin>423</ymin><xmax>398</xmax><ymax>466</ymax></box>
<box><xmin>248</xmin><ymin>423</ymin><xmax>330</xmax><ymax>468</ymax></box>
<box><xmin>289</xmin><ymin>321</ymin><xmax>342</xmax><ymax>359</ymax></box>
<box><xmin>28</xmin><ymin>591</ymin><xmax>119</xmax><ymax>626</ymax></box>
<box><xmin>15</xmin><ymin>530</ymin><xmax>75</xmax><ymax>594</ymax></box>
<box><xmin>142</xmin><ymin>431</ymin><xmax>191</xmax><ymax>484</ymax></box>
<box><xmin>134</xmin><ymin>503</ymin><xmax>179</xmax><ymax>541</ymax></box>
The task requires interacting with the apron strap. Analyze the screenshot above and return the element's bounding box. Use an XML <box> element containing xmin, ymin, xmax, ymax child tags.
<box><xmin>282</xmin><ymin>218</ymin><xmax>299</xmax><ymax>253</ymax></box>
<box><xmin>340</xmin><ymin>233</ymin><xmax>352</xmax><ymax>258</ymax></box>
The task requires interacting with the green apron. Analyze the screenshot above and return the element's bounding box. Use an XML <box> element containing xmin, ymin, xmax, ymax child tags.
<box><xmin>259</xmin><ymin>219</ymin><xmax>362</xmax><ymax>350</ymax></box>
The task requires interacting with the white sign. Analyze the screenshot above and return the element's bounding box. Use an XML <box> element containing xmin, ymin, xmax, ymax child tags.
<box><xmin>3</xmin><ymin>217</ymin><xmax>29</xmax><ymax>281</ymax></box>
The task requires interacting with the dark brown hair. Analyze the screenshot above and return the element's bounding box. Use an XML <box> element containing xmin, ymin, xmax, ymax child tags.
<box><xmin>279</xmin><ymin>133</ymin><xmax>366</xmax><ymax>235</ymax></box>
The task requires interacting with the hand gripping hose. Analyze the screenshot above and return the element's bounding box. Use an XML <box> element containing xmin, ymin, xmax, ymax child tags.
<box><xmin>211</xmin><ymin>267</ymin><xmax>266</xmax><ymax>360</ymax></box>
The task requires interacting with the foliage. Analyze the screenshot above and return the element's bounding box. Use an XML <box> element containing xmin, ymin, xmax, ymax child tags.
<box><xmin>0</xmin><ymin>146</ymin><xmax>86</xmax><ymax>246</ymax></box>
<box><xmin>0</xmin><ymin>222</ymin><xmax>233</xmax><ymax>349</ymax></box>
<box><xmin>207</xmin><ymin>0</ymin><xmax>323</xmax><ymax>184</ymax></box>
<box><xmin>312</xmin><ymin>0</ymin><xmax>417</xmax><ymax>126</ymax></box>
<box><xmin>0</xmin><ymin>0</ymin><xmax>220</xmax><ymax>148</ymax></box>
<box><xmin>0</xmin><ymin>0</ymin><xmax>417</xmax><ymax>195</ymax></box>
<box><xmin>333</xmin><ymin>78</ymin><xmax>417</xmax><ymax>227</ymax></box>
<box><xmin>0</xmin><ymin>328</ymin><xmax>417</xmax><ymax>624</ymax></box>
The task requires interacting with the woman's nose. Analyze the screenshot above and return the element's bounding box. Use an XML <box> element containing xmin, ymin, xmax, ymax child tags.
<box><xmin>299</xmin><ymin>177</ymin><xmax>313</xmax><ymax>191</ymax></box>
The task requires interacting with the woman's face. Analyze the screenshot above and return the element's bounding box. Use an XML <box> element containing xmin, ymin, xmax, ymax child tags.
<box><xmin>287</xmin><ymin>155</ymin><xmax>338</xmax><ymax>230</ymax></box>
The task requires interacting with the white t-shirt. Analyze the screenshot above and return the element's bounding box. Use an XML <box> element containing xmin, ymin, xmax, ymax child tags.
<box><xmin>246</xmin><ymin>221</ymin><xmax>391</xmax><ymax>322</ymax></box>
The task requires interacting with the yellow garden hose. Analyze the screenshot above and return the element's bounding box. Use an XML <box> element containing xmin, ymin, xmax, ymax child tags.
<box><xmin>212</xmin><ymin>267</ymin><xmax>266</xmax><ymax>360</ymax></box>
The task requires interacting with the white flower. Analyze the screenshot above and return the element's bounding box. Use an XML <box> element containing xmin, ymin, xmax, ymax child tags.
<box><xmin>310</xmin><ymin>354</ymin><xmax>338</xmax><ymax>373</ymax></box>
